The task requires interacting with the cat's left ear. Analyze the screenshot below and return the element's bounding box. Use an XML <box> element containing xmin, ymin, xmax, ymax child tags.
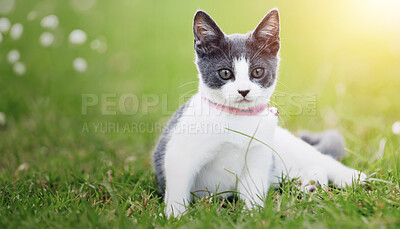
<box><xmin>252</xmin><ymin>8</ymin><xmax>280</xmax><ymax>54</ymax></box>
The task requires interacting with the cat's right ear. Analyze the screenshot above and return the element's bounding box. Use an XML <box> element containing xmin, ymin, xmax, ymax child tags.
<box><xmin>193</xmin><ymin>10</ymin><xmax>224</xmax><ymax>54</ymax></box>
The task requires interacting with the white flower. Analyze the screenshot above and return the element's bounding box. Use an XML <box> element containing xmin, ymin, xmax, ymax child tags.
<box><xmin>13</xmin><ymin>62</ymin><xmax>26</xmax><ymax>76</ymax></box>
<box><xmin>0</xmin><ymin>0</ymin><xmax>15</xmax><ymax>14</ymax></box>
<box><xmin>90</xmin><ymin>38</ymin><xmax>107</xmax><ymax>53</ymax></box>
<box><xmin>90</xmin><ymin>39</ymin><xmax>100</xmax><ymax>49</ymax></box>
<box><xmin>70</xmin><ymin>0</ymin><xmax>96</xmax><ymax>12</ymax></box>
<box><xmin>7</xmin><ymin>49</ymin><xmax>20</xmax><ymax>64</ymax></box>
<box><xmin>73</xmin><ymin>57</ymin><xmax>87</xmax><ymax>72</ymax></box>
<box><xmin>41</xmin><ymin>15</ymin><xmax>59</xmax><ymax>29</ymax></box>
<box><xmin>10</xmin><ymin>23</ymin><xmax>23</xmax><ymax>40</ymax></box>
<box><xmin>0</xmin><ymin>17</ymin><xmax>11</xmax><ymax>33</ymax></box>
<box><xmin>39</xmin><ymin>32</ymin><xmax>54</xmax><ymax>47</ymax></box>
<box><xmin>392</xmin><ymin>121</ymin><xmax>400</xmax><ymax>135</ymax></box>
<box><xmin>0</xmin><ymin>112</ymin><xmax>6</xmax><ymax>126</ymax></box>
<box><xmin>69</xmin><ymin>29</ymin><xmax>87</xmax><ymax>45</ymax></box>
<box><xmin>27</xmin><ymin>11</ymin><xmax>37</xmax><ymax>21</ymax></box>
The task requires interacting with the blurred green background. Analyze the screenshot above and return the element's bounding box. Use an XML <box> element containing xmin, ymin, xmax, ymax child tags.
<box><xmin>0</xmin><ymin>0</ymin><xmax>399</xmax><ymax>225</ymax></box>
<box><xmin>1</xmin><ymin>0</ymin><xmax>400</xmax><ymax>176</ymax></box>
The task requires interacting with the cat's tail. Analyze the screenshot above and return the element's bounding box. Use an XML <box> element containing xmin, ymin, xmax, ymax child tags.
<box><xmin>298</xmin><ymin>129</ymin><xmax>345</xmax><ymax>160</ymax></box>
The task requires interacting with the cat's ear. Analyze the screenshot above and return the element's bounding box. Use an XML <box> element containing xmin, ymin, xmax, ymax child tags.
<box><xmin>252</xmin><ymin>8</ymin><xmax>280</xmax><ymax>54</ymax></box>
<box><xmin>193</xmin><ymin>10</ymin><xmax>225</xmax><ymax>54</ymax></box>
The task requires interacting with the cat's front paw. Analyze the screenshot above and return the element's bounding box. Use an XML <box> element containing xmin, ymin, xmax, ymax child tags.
<box><xmin>332</xmin><ymin>169</ymin><xmax>367</xmax><ymax>188</ymax></box>
<box><xmin>165</xmin><ymin>203</ymin><xmax>186</xmax><ymax>219</ymax></box>
<box><xmin>303</xmin><ymin>180</ymin><xmax>323</xmax><ymax>193</ymax></box>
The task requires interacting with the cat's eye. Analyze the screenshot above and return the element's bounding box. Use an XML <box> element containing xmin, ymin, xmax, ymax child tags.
<box><xmin>218</xmin><ymin>69</ymin><xmax>233</xmax><ymax>80</ymax></box>
<box><xmin>251</xmin><ymin>68</ymin><xmax>264</xmax><ymax>78</ymax></box>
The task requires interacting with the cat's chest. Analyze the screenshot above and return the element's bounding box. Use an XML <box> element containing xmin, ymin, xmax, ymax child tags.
<box><xmin>212</xmin><ymin>113</ymin><xmax>275</xmax><ymax>147</ymax></box>
<box><xmin>180</xmin><ymin>94</ymin><xmax>277</xmax><ymax>149</ymax></box>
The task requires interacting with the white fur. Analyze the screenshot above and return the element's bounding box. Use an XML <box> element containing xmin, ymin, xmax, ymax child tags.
<box><xmin>164</xmin><ymin>93</ymin><xmax>277</xmax><ymax>218</ymax></box>
<box><xmin>272</xmin><ymin>127</ymin><xmax>366</xmax><ymax>190</ymax></box>
<box><xmin>233</xmin><ymin>57</ymin><xmax>250</xmax><ymax>84</ymax></box>
<box><xmin>163</xmin><ymin>58</ymin><xmax>366</xmax><ymax>218</ymax></box>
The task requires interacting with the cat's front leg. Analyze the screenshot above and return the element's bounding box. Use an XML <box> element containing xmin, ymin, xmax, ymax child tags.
<box><xmin>296</xmin><ymin>166</ymin><xmax>329</xmax><ymax>192</ymax></box>
<box><xmin>164</xmin><ymin>149</ymin><xmax>195</xmax><ymax>218</ymax></box>
<box><xmin>237</xmin><ymin>147</ymin><xmax>274</xmax><ymax>210</ymax></box>
<box><xmin>163</xmin><ymin>138</ymin><xmax>212</xmax><ymax>218</ymax></box>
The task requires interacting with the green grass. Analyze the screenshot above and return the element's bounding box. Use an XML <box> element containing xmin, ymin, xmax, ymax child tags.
<box><xmin>1</xmin><ymin>0</ymin><xmax>400</xmax><ymax>228</ymax></box>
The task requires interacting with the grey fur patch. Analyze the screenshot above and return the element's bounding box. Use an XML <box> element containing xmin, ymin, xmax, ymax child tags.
<box><xmin>153</xmin><ymin>101</ymin><xmax>190</xmax><ymax>196</ymax></box>
<box><xmin>298</xmin><ymin>129</ymin><xmax>346</xmax><ymax>160</ymax></box>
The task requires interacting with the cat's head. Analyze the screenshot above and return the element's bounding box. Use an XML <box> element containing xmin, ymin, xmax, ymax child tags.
<box><xmin>193</xmin><ymin>9</ymin><xmax>280</xmax><ymax>109</ymax></box>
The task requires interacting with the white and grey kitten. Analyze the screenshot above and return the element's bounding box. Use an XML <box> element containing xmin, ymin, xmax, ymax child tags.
<box><xmin>153</xmin><ymin>9</ymin><xmax>367</xmax><ymax>218</ymax></box>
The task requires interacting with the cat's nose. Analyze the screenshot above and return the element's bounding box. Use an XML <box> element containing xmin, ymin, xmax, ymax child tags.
<box><xmin>238</xmin><ymin>90</ymin><xmax>250</xmax><ymax>97</ymax></box>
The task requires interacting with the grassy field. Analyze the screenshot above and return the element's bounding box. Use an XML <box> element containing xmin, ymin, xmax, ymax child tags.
<box><xmin>1</xmin><ymin>0</ymin><xmax>400</xmax><ymax>228</ymax></box>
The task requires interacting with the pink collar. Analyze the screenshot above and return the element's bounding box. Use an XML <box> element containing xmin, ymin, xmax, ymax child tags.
<box><xmin>202</xmin><ymin>97</ymin><xmax>279</xmax><ymax>116</ymax></box>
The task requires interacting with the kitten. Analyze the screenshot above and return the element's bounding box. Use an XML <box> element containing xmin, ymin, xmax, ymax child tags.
<box><xmin>153</xmin><ymin>8</ymin><xmax>367</xmax><ymax>218</ymax></box>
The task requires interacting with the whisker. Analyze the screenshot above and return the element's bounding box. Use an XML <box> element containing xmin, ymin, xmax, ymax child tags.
<box><xmin>179</xmin><ymin>89</ymin><xmax>197</xmax><ymax>99</ymax></box>
<box><xmin>269</xmin><ymin>100</ymin><xmax>287</xmax><ymax>114</ymax></box>
<box><xmin>178</xmin><ymin>81</ymin><xmax>198</xmax><ymax>88</ymax></box>
<box><xmin>250</xmin><ymin>37</ymin><xmax>274</xmax><ymax>62</ymax></box>
<box><xmin>277</xmin><ymin>81</ymin><xmax>295</xmax><ymax>93</ymax></box>
<box><xmin>269</xmin><ymin>100</ymin><xmax>287</xmax><ymax>128</ymax></box>
<box><xmin>214</xmin><ymin>46</ymin><xmax>232</xmax><ymax>64</ymax></box>
<box><xmin>274</xmin><ymin>90</ymin><xmax>293</xmax><ymax>96</ymax></box>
